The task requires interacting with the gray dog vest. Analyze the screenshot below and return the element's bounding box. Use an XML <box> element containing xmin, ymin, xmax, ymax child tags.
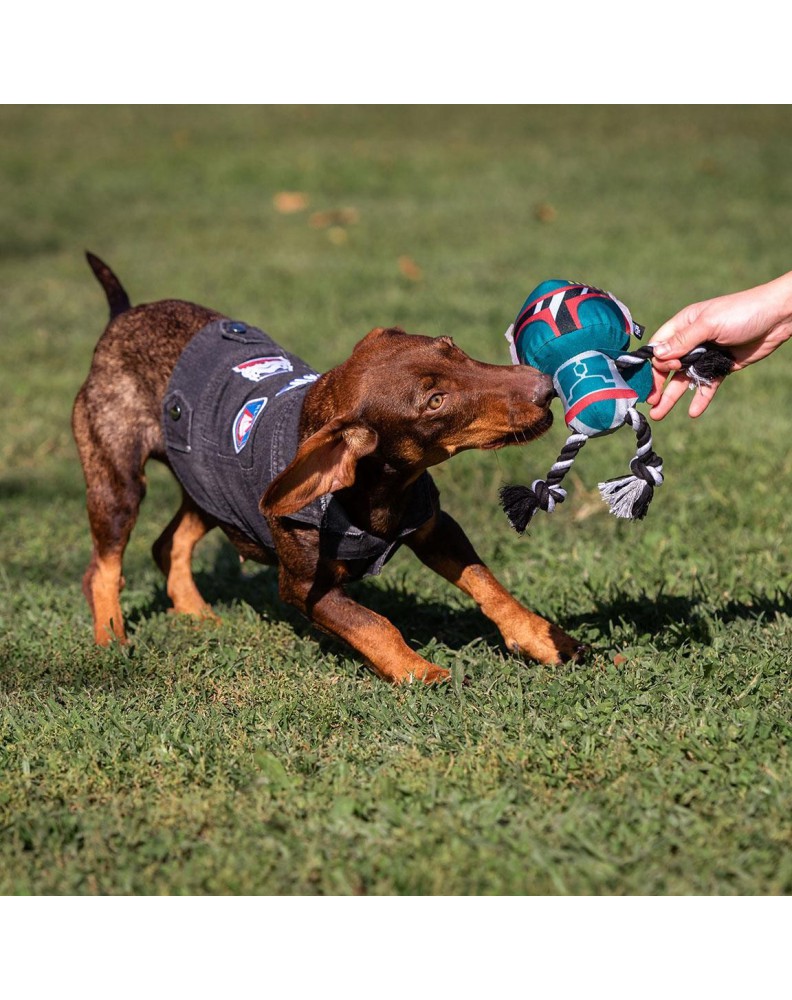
<box><xmin>163</xmin><ymin>319</ymin><xmax>435</xmax><ymax>577</ymax></box>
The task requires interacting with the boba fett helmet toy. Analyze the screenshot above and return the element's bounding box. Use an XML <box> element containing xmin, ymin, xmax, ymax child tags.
<box><xmin>500</xmin><ymin>279</ymin><xmax>734</xmax><ymax>533</ymax></box>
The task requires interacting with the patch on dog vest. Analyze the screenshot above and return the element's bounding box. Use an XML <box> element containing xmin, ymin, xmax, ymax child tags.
<box><xmin>232</xmin><ymin>397</ymin><xmax>267</xmax><ymax>452</ymax></box>
<box><xmin>276</xmin><ymin>373</ymin><xmax>320</xmax><ymax>396</ymax></box>
<box><xmin>232</xmin><ymin>356</ymin><xmax>293</xmax><ymax>382</ymax></box>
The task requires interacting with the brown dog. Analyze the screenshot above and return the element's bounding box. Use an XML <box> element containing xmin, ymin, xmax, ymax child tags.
<box><xmin>72</xmin><ymin>254</ymin><xmax>582</xmax><ymax>683</ymax></box>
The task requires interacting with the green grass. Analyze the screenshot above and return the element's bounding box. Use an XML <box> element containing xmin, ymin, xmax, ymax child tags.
<box><xmin>1</xmin><ymin>106</ymin><xmax>791</xmax><ymax>895</ymax></box>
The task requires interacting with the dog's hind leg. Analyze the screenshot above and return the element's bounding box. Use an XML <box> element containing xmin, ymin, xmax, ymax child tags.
<box><xmin>152</xmin><ymin>491</ymin><xmax>218</xmax><ymax>619</ymax></box>
<box><xmin>72</xmin><ymin>389</ymin><xmax>148</xmax><ymax>646</ymax></box>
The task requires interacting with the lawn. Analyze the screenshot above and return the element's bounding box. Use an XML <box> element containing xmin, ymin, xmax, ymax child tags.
<box><xmin>1</xmin><ymin>105</ymin><xmax>790</xmax><ymax>894</ymax></box>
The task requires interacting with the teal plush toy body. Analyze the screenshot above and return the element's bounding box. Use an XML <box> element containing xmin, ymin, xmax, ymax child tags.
<box><xmin>509</xmin><ymin>280</ymin><xmax>651</xmax><ymax>435</ymax></box>
<box><xmin>500</xmin><ymin>280</ymin><xmax>734</xmax><ymax>532</ymax></box>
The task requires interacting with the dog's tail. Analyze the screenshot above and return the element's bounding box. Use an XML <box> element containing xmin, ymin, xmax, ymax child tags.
<box><xmin>86</xmin><ymin>251</ymin><xmax>132</xmax><ymax>320</ymax></box>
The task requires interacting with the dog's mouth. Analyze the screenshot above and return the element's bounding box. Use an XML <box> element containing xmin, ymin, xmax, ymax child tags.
<box><xmin>481</xmin><ymin>410</ymin><xmax>554</xmax><ymax>450</ymax></box>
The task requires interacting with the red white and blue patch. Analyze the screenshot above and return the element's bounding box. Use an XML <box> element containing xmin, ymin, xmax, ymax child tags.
<box><xmin>232</xmin><ymin>356</ymin><xmax>293</xmax><ymax>383</ymax></box>
<box><xmin>232</xmin><ymin>397</ymin><xmax>267</xmax><ymax>453</ymax></box>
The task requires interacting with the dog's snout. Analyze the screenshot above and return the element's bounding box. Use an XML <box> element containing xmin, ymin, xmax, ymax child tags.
<box><xmin>532</xmin><ymin>373</ymin><xmax>555</xmax><ymax>409</ymax></box>
<box><xmin>510</xmin><ymin>364</ymin><xmax>554</xmax><ymax>409</ymax></box>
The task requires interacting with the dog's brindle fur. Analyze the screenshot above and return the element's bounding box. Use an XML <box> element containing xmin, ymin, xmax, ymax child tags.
<box><xmin>73</xmin><ymin>254</ymin><xmax>583</xmax><ymax>683</ymax></box>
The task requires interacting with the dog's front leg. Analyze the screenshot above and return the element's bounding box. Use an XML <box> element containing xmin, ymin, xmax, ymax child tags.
<box><xmin>279</xmin><ymin>567</ymin><xmax>449</xmax><ymax>684</ymax></box>
<box><xmin>406</xmin><ymin>511</ymin><xmax>583</xmax><ymax>665</ymax></box>
<box><xmin>270</xmin><ymin>524</ymin><xmax>448</xmax><ymax>684</ymax></box>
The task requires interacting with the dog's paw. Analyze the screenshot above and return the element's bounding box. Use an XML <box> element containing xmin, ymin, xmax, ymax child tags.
<box><xmin>393</xmin><ymin>662</ymin><xmax>451</xmax><ymax>686</ymax></box>
<box><xmin>504</xmin><ymin>619</ymin><xmax>586</xmax><ymax>666</ymax></box>
<box><xmin>554</xmin><ymin>636</ymin><xmax>590</xmax><ymax>665</ymax></box>
<box><xmin>415</xmin><ymin>663</ymin><xmax>452</xmax><ymax>685</ymax></box>
<box><xmin>167</xmin><ymin>605</ymin><xmax>221</xmax><ymax>625</ymax></box>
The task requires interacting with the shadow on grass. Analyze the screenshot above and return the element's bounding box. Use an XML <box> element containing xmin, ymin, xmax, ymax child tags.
<box><xmin>127</xmin><ymin>540</ymin><xmax>502</xmax><ymax>658</ymax></box>
<box><xmin>130</xmin><ymin>540</ymin><xmax>791</xmax><ymax>663</ymax></box>
<box><xmin>565</xmin><ymin>587</ymin><xmax>792</xmax><ymax>651</ymax></box>
<box><xmin>0</xmin><ymin>471</ymin><xmax>85</xmax><ymax>504</ymax></box>
<box><xmin>19</xmin><ymin>536</ymin><xmax>782</xmax><ymax>696</ymax></box>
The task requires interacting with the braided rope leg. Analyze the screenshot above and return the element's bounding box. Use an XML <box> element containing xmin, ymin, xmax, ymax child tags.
<box><xmin>598</xmin><ymin>407</ymin><xmax>663</xmax><ymax>520</ymax></box>
<box><xmin>500</xmin><ymin>432</ymin><xmax>588</xmax><ymax>533</ymax></box>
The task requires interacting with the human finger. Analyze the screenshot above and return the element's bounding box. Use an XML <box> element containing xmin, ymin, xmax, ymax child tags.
<box><xmin>648</xmin><ymin>303</ymin><xmax>707</xmax><ymax>361</ymax></box>
<box><xmin>646</xmin><ymin>366</ymin><xmax>668</xmax><ymax>405</ymax></box>
<box><xmin>649</xmin><ymin>355</ymin><xmax>683</xmax><ymax>376</ymax></box>
<box><xmin>647</xmin><ymin>372</ymin><xmax>689</xmax><ymax>420</ymax></box>
<box><xmin>686</xmin><ymin>378</ymin><xmax>723</xmax><ymax>418</ymax></box>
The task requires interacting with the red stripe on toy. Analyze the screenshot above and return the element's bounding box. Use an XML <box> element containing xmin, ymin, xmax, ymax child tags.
<box><xmin>564</xmin><ymin>387</ymin><xmax>637</xmax><ymax>424</ymax></box>
<box><xmin>515</xmin><ymin>286</ymin><xmax>584</xmax><ymax>339</ymax></box>
<box><xmin>516</xmin><ymin>307</ymin><xmax>561</xmax><ymax>341</ymax></box>
<box><xmin>516</xmin><ymin>286</ymin><xmax>622</xmax><ymax>341</ymax></box>
<box><xmin>520</xmin><ymin>284</ymin><xmax>582</xmax><ymax>315</ymax></box>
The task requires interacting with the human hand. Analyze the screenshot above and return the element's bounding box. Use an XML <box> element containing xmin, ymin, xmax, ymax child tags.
<box><xmin>647</xmin><ymin>272</ymin><xmax>792</xmax><ymax>419</ymax></box>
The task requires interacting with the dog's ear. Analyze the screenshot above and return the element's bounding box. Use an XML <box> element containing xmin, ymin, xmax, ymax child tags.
<box><xmin>260</xmin><ymin>417</ymin><xmax>378</xmax><ymax>518</ymax></box>
<box><xmin>352</xmin><ymin>326</ymin><xmax>406</xmax><ymax>352</ymax></box>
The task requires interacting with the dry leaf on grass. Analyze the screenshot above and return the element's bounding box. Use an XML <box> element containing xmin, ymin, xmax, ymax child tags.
<box><xmin>534</xmin><ymin>202</ymin><xmax>557</xmax><ymax>223</ymax></box>
<box><xmin>570</xmin><ymin>472</ymin><xmax>606</xmax><ymax>522</ymax></box>
<box><xmin>309</xmin><ymin>207</ymin><xmax>360</xmax><ymax>228</ymax></box>
<box><xmin>398</xmin><ymin>255</ymin><xmax>423</xmax><ymax>282</ymax></box>
<box><xmin>273</xmin><ymin>191</ymin><xmax>310</xmax><ymax>214</ymax></box>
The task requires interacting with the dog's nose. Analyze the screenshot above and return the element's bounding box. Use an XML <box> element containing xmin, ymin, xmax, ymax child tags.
<box><xmin>532</xmin><ymin>373</ymin><xmax>555</xmax><ymax>408</ymax></box>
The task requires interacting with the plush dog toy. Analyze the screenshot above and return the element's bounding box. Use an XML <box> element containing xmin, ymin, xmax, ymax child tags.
<box><xmin>500</xmin><ymin>279</ymin><xmax>734</xmax><ymax>532</ymax></box>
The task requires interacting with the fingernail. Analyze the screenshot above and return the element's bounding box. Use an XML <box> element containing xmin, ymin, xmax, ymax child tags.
<box><xmin>652</xmin><ymin>342</ymin><xmax>670</xmax><ymax>358</ymax></box>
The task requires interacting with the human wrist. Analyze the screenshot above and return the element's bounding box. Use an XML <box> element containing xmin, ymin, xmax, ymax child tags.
<box><xmin>762</xmin><ymin>270</ymin><xmax>792</xmax><ymax>326</ymax></box>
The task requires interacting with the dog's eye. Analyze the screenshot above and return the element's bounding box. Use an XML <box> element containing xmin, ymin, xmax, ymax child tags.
<box><xmin>426</xmin><ymin>393</ymin><xmax>445</xmax><ymax>411</ymax></box>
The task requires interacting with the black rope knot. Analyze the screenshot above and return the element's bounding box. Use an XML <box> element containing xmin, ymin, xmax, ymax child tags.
<box><xmin>499</xmin><ymin>480</ymin><xmax>568</xmax><ymax>534</ymax></box>
<box><xmin>532</xmin><ymin>480</ymin><xmax>559</xmax><ymax>509</ymax></box>
<box><xmin>629</xmin><ymin>454</ymin><xmax>663</xmax><ymax>485</ymax></box>
<box><xmin>679</xmin><ymin>343</ymin><xmax>735</xmax><ymax>384</ymax></box>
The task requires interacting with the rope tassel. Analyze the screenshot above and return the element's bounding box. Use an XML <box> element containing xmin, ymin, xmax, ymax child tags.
<box><xmin>598</xmin><ymin>408</ymin><xmax>663</xmax><ymax>520</ymax></box>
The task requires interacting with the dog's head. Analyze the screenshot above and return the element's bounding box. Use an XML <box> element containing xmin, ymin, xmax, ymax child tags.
<box><xmin>260</xmin><ymin>327</ymin><xmax>554</xmax><ymax>518</ymax></box>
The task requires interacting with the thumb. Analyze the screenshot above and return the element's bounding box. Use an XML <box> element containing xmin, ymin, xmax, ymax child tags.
<box><xmin>649</xmin><ymin>306</ymin><xmax>705</xmax><ymax>360</ymax></box>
